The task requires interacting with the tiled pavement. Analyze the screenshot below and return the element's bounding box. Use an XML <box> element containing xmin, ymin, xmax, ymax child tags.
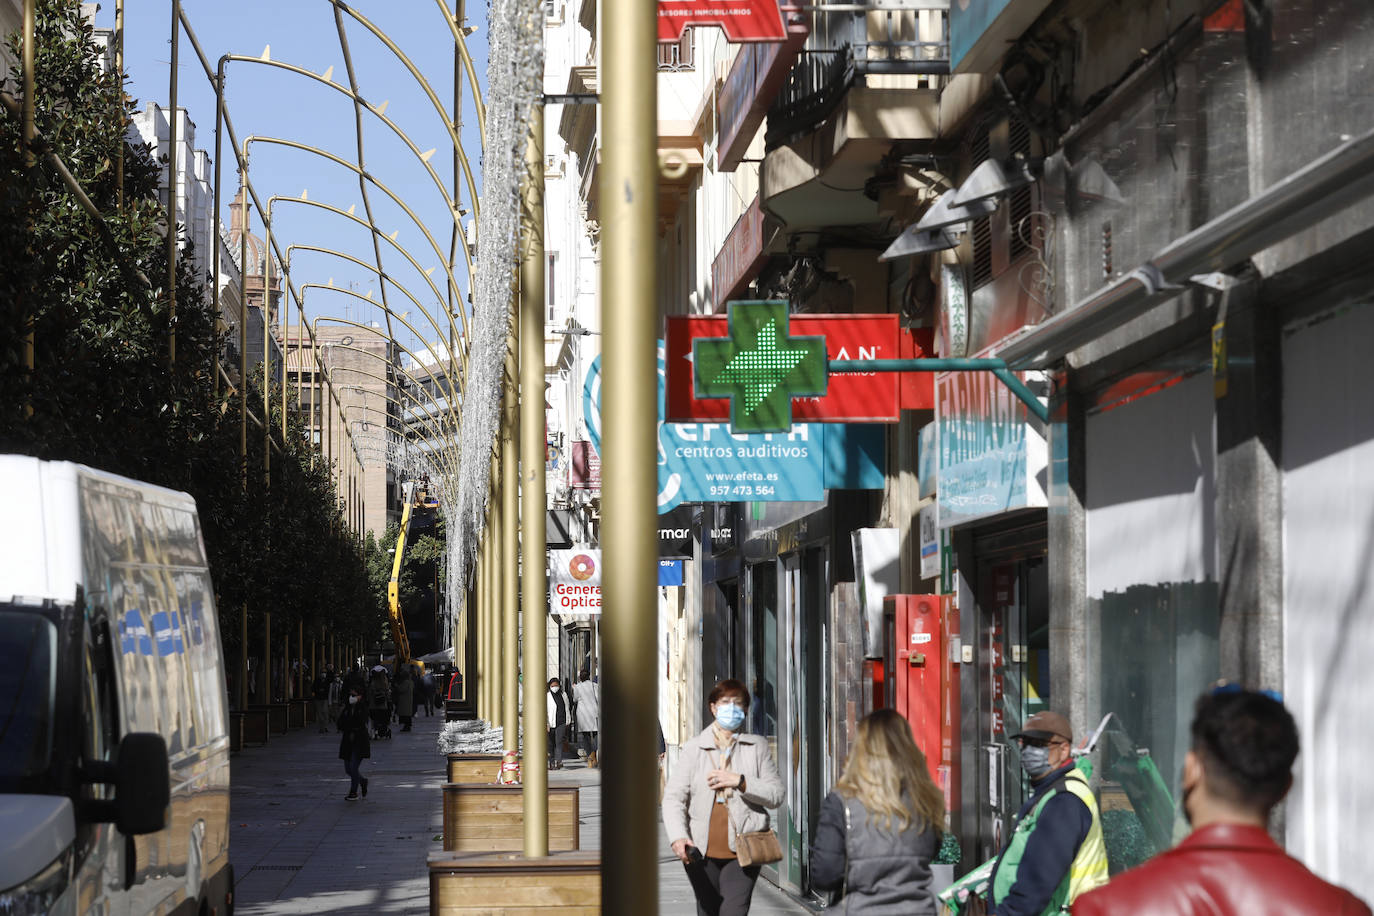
<box><xmin>230</xmin><ymin>708</ymin><xmax>811</xmax><ymax>914</ymax></box>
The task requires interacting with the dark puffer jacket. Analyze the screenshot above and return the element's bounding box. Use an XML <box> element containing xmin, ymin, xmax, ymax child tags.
<box><xmin>810</xmin><ymin>791</ymin><xmax>938</xmax><ymax>914</ymax></box>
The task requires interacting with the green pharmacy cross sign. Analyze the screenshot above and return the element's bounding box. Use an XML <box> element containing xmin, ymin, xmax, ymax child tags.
<box><xmin>693</xmin><ymin>300</ymin><xmax>828</xmax><ymax>433</ymax></box>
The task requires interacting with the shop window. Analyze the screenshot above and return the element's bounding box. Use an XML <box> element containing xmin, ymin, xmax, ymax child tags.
<box><xmin>1085</xmin><ymin>370</ymin><xmax>1219</xmax><ymax>874</ymax></box>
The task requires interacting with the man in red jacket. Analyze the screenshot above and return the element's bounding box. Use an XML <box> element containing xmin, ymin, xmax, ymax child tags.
<box><xmin>1073</xmin><ymin>686</ymin><xmax>1371</xmax><ymax>916</ymax></box>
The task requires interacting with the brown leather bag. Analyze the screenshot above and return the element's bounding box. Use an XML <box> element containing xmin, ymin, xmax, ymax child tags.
<box><xmin>734</xmin><ymin>829</ymin><xmax>783</xmax><ymax>867</ymax></box>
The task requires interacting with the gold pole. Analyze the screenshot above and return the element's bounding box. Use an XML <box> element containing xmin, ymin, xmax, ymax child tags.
<box><xmin>115</xmin><ymin>0</ymin><xmax>125</xmax><ymax>207</ymax></box>
<box><xmin>280</xmin><ymin>252</ymin><xmax>289</xmax><ymax>444</ymax></box>
<box><xmin>20</xmin><ymin>0</ymin><xmax>35</xmax><ymax>408</ymax></box>
<box><xmin>166</xmin><ymin>0</ymin><xmax>180</xmax><ymax>366</ymax></box>
<box><xmin>263</xmin><ymin>215</ymin><xmax>273</xmax><ymax>482</ymax></box>
<box><xmin>298</xmin><ymin>618</ymin><xmax>305</xmax><ymax>700</ymax></box>
<box><xmin>478</xmin><ymin>533</ymin><xmax>490</xmax><ymax>719</ymax></box>
<box><xmin>264</xmin><ymin>610</ymin><xmax>272</xmax><ymax>704</ymax></box>
<box><xmin>519</xmin><ymin>105</ymin><xmax>549</xmax><ymax>857</ymax></box>
<box><xmin>501</xmin><ymin>354</ymin><xmax>520</xmax><ymax>754</ymax></box>
<box><xmin>239</xmin><ymin>178</ymin><xmax>249</xmax><ymax>489</ymax></box>
<box><xmin>601</xmin><ymin>0</ymin><xmax>658</xmax><ymax>906</ymax></box>
<box><xmin>283</xmin><ymin>625</ymin><xmax>290</xmax><ymax>700</ymax></box>
<box><xmin>493</xmin><ymin>483</ymin><xmax>506</xmax><ymax>729</ymax></box>
<box><xmin>240</xmin><ymin>605</ymin><xmax>248</xmax><ymax>710</ymax></box>
<box><xmin>211</xmin><ymin>55</ymin><xmax>225</xmax><ymax>398</ymax></box>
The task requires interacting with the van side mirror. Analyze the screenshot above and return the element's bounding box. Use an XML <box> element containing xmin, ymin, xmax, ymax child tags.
<box><xmin>115</xmin><ymin>733</ymin><xmax>170</xmax><ymax>835</ymax></box>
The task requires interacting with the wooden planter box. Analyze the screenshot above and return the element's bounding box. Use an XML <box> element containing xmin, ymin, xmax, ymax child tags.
<box><xmin>445</xmin><ymin>700</ymin><xmax>476</xmax><ymax>722</ymax></box>
<box><xmin>287</xmin><ymin>699</ymin><xmax>309</xmax><ymax>728</ymax></box>
<box><xmin>429</xmin><ymin>850</ymin><xmax>600</xmax><ymax>915</ymax></box>
<box><xmin>232</xmin><ymin>709</ymin><xmax>271</xmax><ymax>747</ymax></box>
<box><xmin>441</xmin><ymin>784</ymin><xmax>580</xmax><ymax>853</ymax></box>
<box><xmin>446</xmin><ymin>754</ymin><xmax>504</xmax><ymax>784</ymax></box>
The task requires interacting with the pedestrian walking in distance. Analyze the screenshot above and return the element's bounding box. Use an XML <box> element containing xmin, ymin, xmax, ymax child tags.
<box><xmin>336</xmin><ymin>687</ymin><xmax>370</xmax><ymax>800</ymax></box>
<box><xmin>572</xmin><ymin>669</ymin><xmax>600</xmax><ymax>768</ymax></box>
<box><xmin>546</xmin><ymin>677</ymin><xmax>569</xmax><ymax>769</ymax></box>
<box><xmin>327</xmin><ymin>670</ymin><xmax>343</xmax><ymax>729</ymax></box>
<box><xmin>422</xmin><ymin>668</ymin><xmax>436</xmax><ymax>716</ymax></box>
<box><xmin>312</xmin><ymin>666</ymin><xmax>332</xmax><ymax>733</ymax></box>
<box><xmin>1072</xmin><ymin>685</ymin><xmax>1372</xmax><ymax>916</ymax></box>
<box><xmin>663</xmin><ymin>678</ymin><xmax>785</xmax><ymax>916</ymax></box>
<box><xmin>809</xmin><ymin>709</ymin><xmax>944</xmax><ymax>913</ymax></box>
<box><xmin>394</xmin><ymin>663</ymin><xmax>416</xmax><ymax>732</ymax></box>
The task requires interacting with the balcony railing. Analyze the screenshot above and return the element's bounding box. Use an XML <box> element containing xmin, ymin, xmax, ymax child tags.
<box><xmin>657</xmin><ymin>28</ymin><xmax>695</xmax><ymax>72</ymax></box>
<box><xmin>766</xmin><ymin>1</ymin><xmax>949</xmax><ymax>149</ymax></box>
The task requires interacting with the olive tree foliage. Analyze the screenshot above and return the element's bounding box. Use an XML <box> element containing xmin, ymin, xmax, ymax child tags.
<box><xmin>0</xmin><ymin>0</ymin><xmax>379</xmax><ymax>652</ymax></box>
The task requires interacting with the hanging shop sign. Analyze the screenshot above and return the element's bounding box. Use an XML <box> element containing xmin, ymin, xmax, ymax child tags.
<box><xmin>549</xmin><ymin>547</ymin><xmax>602</xmax><ymax>616</ymax></box>
<box><xmin>940</xmin><ymin>263</ymin><xmax>969</xmax><ymax>359</ymax></box>
<box><xmin>716</xmin><ymin>16</ymin><xmax>810</xmax><ymax>171</ymax></box>
<box><xmin>662</xmin><ymin>423</ymin><xmax>825</xmax><ymax>507</ymax></box>
<box><xmin>852</xmin><ymin>528</ymin><xmax>901</xmax><ymax>658</ymax></box>
<box><xmin>936</xmin><ymin>365</ymin><xmax>1048</xmax><ymax>528</ymax></box>
<box><xmin>658</xmin><ymin>560</ymin><xmax>685</xmax><ymax>587</ymax></box>
<box><xmin>918</xmin><ymin>501</ymin><xmax>940</xmax><ymax>580</ymax></box>
<box><xmin>665</xmin><ymin>311</ymin><xmax>900</xmax><ymax>424</ymax></box>
<box><xmin>580</xmin><ymin>345</ymin><xmax>885</xmax><ymax>516</ymax></box>
<box><xmin>658</xmin><ymin>0</ymin><xmax>787</xmax><ymax>44</ymax></box>
<box><xmin>950</xmin><ymin>0</ymin><xmax>1054</xmax><ymax>75</ymax></box>
<box><xmin>547</xmin><ymin>509</ymin><xmax>575</xmax><ymax>549</ymax></box>
<box><xmin>658</xmin><ymin>505</ymin><xmax>695</xmax><ymax>559</ymax></box>
<box><xmin>570</xmin><ymin>440</ymin><xmax>600</xmax><ymax>489</ymax></box>
<box><xmin>711</xmin><ymin>195</ymin><xmax>769</xmax><ymax>306</ymax></box>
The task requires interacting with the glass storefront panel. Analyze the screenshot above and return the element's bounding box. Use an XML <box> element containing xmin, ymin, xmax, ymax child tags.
<box><xmin>1086</xmin><ymin>369</ymin><xmax>1219</xmax><ymax>873</ymax></box>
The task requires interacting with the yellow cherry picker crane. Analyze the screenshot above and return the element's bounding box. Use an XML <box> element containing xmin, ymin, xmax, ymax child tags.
<box><xmin>387</xmin><ymin>478</ymin><xmax>439</xmax><ymax>667</ymax></box>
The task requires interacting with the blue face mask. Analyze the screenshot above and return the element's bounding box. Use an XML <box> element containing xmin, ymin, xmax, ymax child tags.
<box><xmin>1019</xmin><ymin>743</ymin><xmax>1052</xmax><ymax>780</ymax></box>
<box><xmin>715</xmin><ymin>702</ymin><xmax>745</xmax><ymax>732</ymax></box>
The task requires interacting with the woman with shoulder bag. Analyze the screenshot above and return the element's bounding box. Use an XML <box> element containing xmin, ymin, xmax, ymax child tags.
<box><xmin>809</xmin><ymin>709</ymin><xmax>943</xmax><ymax>914</ymax></box>
<box><xmin>663</xmin><ymin>679</ymin><xmax>785</xmax><ymax>916</ymax></box>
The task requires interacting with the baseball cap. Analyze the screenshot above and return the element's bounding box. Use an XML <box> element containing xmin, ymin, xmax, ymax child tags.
<box><xmin>1011</xmin><ymin>711</ymin><xmax>1073</xmax><ymax>743</ymax></box>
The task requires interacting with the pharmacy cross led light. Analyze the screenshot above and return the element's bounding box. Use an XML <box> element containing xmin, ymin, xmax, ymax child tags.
<box><xmin>693</xmin><ymin>300</ymin><xmax>828</xmax><ymax>433</ymax></box>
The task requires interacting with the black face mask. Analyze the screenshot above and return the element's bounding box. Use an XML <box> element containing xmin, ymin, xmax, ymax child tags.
<box><xmin>1181</xmin><ymin>779</ymin><xmax>1195</xmax><ymax>827</ymax></box>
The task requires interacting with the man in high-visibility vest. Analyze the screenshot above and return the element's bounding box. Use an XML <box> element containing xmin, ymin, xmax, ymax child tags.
<box><xmin>987</xmin><ymin>711</ymin><xmax>1109</xmax><ymax>915</ymax></box>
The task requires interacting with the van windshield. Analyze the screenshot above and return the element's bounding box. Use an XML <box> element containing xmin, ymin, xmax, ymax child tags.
<box><xmin>0</xmin><ymin>608</ymin><xmax>56</xmax><ymax>792</ymax></box>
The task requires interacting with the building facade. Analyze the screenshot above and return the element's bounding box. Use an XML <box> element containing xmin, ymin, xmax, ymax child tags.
<box><xmin>545</xmin><ymin>0</ymin><xmax>1373</xmax><ymax>905</ymax></box>
<box><xmin>285</xmin><ymin>323</ymin><xmax>401</xmax><ymax>539</ymax></box>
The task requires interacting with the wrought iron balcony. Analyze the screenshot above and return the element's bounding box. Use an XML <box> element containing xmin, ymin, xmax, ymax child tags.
<box><xmin>766</xmin><ymin>0</ymin><xmax>949</xmax><ymax>150</ymax></box>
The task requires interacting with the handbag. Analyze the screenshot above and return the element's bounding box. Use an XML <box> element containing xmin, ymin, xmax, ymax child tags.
<box><xmin>720</xmin><ymin>740</ymin><xmax>783</xmax><ymax>868</ymax></box>
<box><xmin>734</xmin><ymin>828</ymin><xmax>783</xmax><ymax>867</ymax></box>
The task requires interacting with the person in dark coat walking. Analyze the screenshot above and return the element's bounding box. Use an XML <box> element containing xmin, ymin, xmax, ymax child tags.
<box><xmin>393</xmin><ymin>664</ymin><xmax>416</xmax><ymax>731</ymax></box>
<box><xmin>337</xmin><ymin>686</ymin><xmax>371</xmax><ymax>800</ymax></box>
<box><xmin>809</xmin><ymin>709</ymin><xmax>943</xmax><ymax>914</ymax></box>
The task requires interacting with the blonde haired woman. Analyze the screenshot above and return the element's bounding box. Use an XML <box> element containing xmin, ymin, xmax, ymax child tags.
<box><xmin>809</xmin><ymin>709</ymin><xmax>945</xmax><ymax>914</ymax></box>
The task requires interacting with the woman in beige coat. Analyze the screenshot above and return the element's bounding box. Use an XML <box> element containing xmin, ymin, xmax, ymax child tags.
<box><xmin>663</xmin><ymin>679</ymin><xmax>785</xmax><ymax>916</ymax></box>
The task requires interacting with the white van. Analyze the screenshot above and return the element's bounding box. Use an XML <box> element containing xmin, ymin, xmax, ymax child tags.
<box><xmin>0</xmin><ymin>456</ymin><xmax>233</xmax><ymax>915</ymax></box>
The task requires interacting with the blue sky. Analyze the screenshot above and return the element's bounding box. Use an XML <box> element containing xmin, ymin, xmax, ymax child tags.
<box><xmin>98</xmin><ymin>0</ymin><xmax>489</xmax><ymax>360</ymax></box>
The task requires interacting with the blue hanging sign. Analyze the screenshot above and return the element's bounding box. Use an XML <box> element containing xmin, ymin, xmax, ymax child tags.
<box><xmin>580</xmin><ymin>346</ymin><xmax>883</xmax><ymax>515</ymax></box>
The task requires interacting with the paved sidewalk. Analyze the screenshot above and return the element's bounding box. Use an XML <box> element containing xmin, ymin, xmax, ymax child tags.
<box><xmin>230</xmin><ymin>710</ymin><xmax>810</xmax><ymax>914</ymax></box>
